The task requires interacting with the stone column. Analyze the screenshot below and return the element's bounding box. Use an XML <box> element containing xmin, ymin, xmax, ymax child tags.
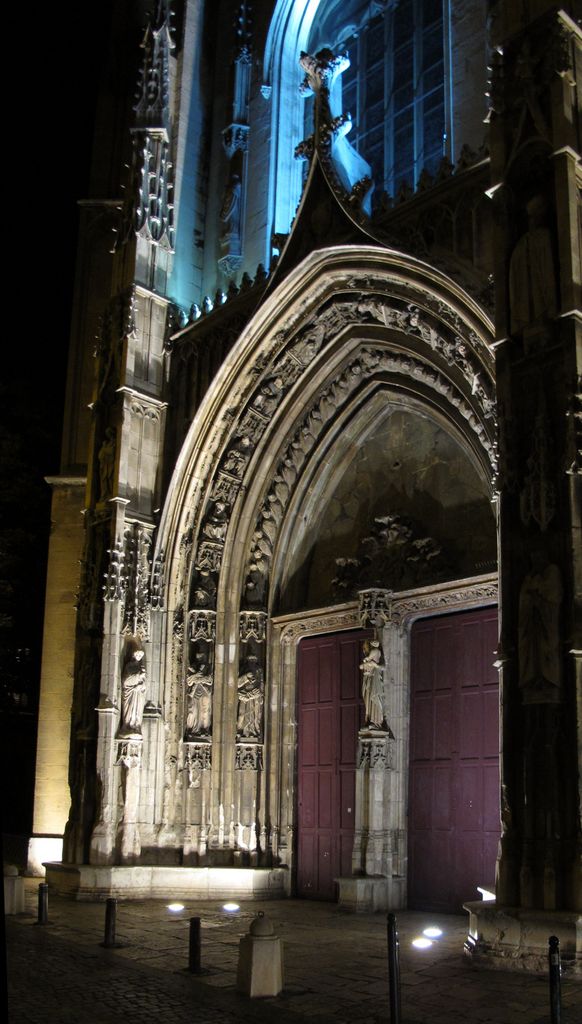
<box><xmin>465</xmin><ymin>5</ymin><xmax>582</xmax><ymax>970</ymax></box>
<box><xmin>90</xmin><ymin>593</ymin><xmax>125</xmax><ymax>865</ymax></box>
<box><xmin>339</xmin><ymin>590</ymin><xmax>406</xmax><ymax>911</ymax></box>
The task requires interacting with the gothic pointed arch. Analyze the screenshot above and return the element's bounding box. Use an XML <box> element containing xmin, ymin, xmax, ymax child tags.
<box><xmin>155</xmin><ymin>246</ymin><xmax>495</xmax><ymax>842</ymax></box>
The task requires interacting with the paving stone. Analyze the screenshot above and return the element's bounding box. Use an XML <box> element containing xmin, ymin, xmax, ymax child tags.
<box><xmin>7</xmin><ymin>888</ymin><xmax>582</xmax><ymax>1023</ymax></box>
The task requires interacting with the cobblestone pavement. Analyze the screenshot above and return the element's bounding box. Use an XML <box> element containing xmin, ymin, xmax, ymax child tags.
<box><xmin>5</xmin><ymin>883</ymin><xmax>582</xmax><ymax>1024</ymax></box>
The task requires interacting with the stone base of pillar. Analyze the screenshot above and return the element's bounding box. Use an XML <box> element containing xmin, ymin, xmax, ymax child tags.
<box><xmin>336</xmin><ymin>875</ymin><xmax>406</xmax><ymax>912</ymax></box>
<box><xmin>43</xmin><ymin>862</ymin><xmax>288</xmax><ymax>901</ymax></box>
<box><xmin>464</xmin><ymin>900</ymin><xmax>582</xmax><ymax>975</ymax></box>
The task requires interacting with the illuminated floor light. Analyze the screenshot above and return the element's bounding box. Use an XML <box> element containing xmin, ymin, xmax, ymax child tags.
<box><xmin>423</xmin><ymin>926</ymin><xmax>443</xmax><ymax>939</ymax></box>
<box><xmin>412</xmin><ymin>937</ymin><xmax>433</xmax><ymax>949</ymax></box>
<box><xmin>222</xmin><ymin>902</ymin><xmax>240</xmax><ymax>912</ymax></box>
<box><xmin>167</xmin><ymin>903</ymin><xmax>185</xmax><ymax>912</ymax></box>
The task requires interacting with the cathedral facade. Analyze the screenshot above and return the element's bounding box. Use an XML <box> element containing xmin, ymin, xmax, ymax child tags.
<box><xmin>31</xmin><ymin>0</ymin><xmax>581</xmax><ymax>968</ymax></box>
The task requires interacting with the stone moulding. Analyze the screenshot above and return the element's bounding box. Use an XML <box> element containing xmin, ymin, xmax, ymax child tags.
<box><xmin>273</xmin><ymin>574</ymin><xmax>498</xmax><ymax>642</ymax></box>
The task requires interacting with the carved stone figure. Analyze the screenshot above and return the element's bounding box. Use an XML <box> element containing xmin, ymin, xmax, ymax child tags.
<box><xmin>236</xmin><ymin>656</ymin><xmax>264</xmax><ymax>739</ymax></box>
<box><xmin>97</xmin><ymin>427</ymin><xmax>116</xmax><ymax>500</ymax></box>
<box><xmin>518</xmin><ymin>553</ymin><xmax>563</xmax><ymax>703</ymax></box>
<box><xmin>119</xmin><ymin>645</ymin><xmax>147</xmax><ymax>738</ymax></box>
<box><xmin>202</xmin><ymin>500</ymin><xmax>229</xmax><ymax>541</ymax></box>
<box><xmin>360</xmin><ymin>639</ymin><xmax>385</xmax><ymax>728</ymax></box>
<box><xmin>220</xmin><ymin>174</ymin><xmax>242</xmax><ymax>248</ymax></box>
<box><xmin>185</xmin><ymin>654</ymin><xmax>213</xmax><ymax>738</ymax></box>
<box><xmin>509</xmin><ymin>195</ymin><xmax>557</xmax><ymax>342</ymax></box>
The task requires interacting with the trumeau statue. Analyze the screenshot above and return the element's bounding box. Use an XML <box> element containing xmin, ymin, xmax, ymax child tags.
<box><xmin>360</xmin><ymin>639</ymin><xmax>385</xmax><ymax>729</ymax></box>
<box><xmin>118</xmin><ymin>644</ymin><xmax>147</xmax><ymax>738</ymax></box>
<box><xmin>185</xmin><ymin>654</ymin><xmax>213</xmax><ymax>739</ymax></box>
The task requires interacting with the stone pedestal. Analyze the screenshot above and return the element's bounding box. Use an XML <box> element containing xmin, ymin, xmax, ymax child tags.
<box><xmin>336</xmin><ymin>875</ymin><xmax>405</xmax><ymax>912</ymax></box>
<box><xmin>236</xmin><ymin>912</ymin><xmax>283</xmax><ymax>997</ymax></box>
<box><xmin>464</xmin><ymin>900</ymin><xmax>582</xmax><ymax>975</ymax></box>
<box><xmin>4</xmin><ymin>868</ymin><xmax>25</xmax><ymax>915</ymax></box>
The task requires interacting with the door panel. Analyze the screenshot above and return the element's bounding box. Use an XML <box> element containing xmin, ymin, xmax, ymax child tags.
<box><xmin>297</xmin><ymin>630</ymin><xmax>368</xmax><ymax>900</ymax></box>
<box><xmin>409</xmin><ymin>607</ymin><xmax>500</xmax><ymax>912</ymax></box>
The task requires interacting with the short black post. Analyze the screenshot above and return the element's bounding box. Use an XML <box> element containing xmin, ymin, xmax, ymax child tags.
<box><xmin>387</xmin><ymin>912</ymin><xmax>402</xmax><ymax>1024</ymax></box>
<box><xmin>549</xmin><ymin>935</ymin><xmax>562</xmax><ymax>1024</ymax></box>
<box><xmin>37</xmin><ymin>882</ymin><xmax>49</xmax><ymax>925</ymax></box>
<box><xmin>104</xmin><ymin>898</ymin><xmax>117</xmax><ymax>948</ymax></box>
<box><xmin>189</xmin><ymin>916</ymin><xmax>201</xmax><ymax>973</ymax></box>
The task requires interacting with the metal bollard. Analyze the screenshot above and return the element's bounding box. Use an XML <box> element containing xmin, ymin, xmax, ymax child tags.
<box><xmin>189</xmin><ymin>916</ymin><xmax>201</xmax><ymax>973</ymax></box>
<box><xmin>387</xmin><ymin>912</ymin><xmax>402</xmax><ymax>1024</ymax></box>
<box><xmin>549</xmin><ymin>935</ymin><xmax>562</xmax><ymax>1024</ymax></box>
<box><xmin>37</xmin><ymin>883</ymin><xmax>49</xmax><ymax>925</ymax></box>
<box><xmin>103</xmin><ymin>898</ymin><xmax>117</xmax><ymax>948</ymax></box>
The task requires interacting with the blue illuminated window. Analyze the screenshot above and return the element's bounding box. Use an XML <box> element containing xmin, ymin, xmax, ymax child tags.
<box><xmin>306</xmin><ymin>0</ymin><xmax>447</xmax><ymax>195</ymax></box>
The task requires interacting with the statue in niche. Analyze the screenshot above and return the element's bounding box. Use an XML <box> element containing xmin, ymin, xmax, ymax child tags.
<box><xmin>202</xmin><ymin>501</ymin><xmax>229</xmax><ymax>542</ymax></box>
<box><xmin>191</xmin><ymin>567</ymin><xmax>217</xmax><ymax>608</ymax></box>
<box><xmin>185</xmin><ymin>653</ymin><xmax>213</xmax><ymax>739</ymax></box>
<box><xmin>360</xmin><ymin>639</ymin><xmax>385</xmax><ymax>729</ymax></box>
<box><xmin>509</xmin><ymin>194</ymin><xmax>557</xmax><ymax>346</ymax></box>
<box><xmin>220</xmin><ymin>174</ymin><xmax>242</xmax><ymax>250</ymax></box>
<box><xmin>236</xmin><ymin>655</ymin><xmax>264</xmax><ymax>740</ymax></box>
<box><xmin>518</xmin><ymin>551</ymin><xmax>563</xmax><ymax>703</ymax></box>
<box><xmin>118</xmin><ymin>644</ymin><xmax>147</xmax><ymax>738</ymax></box>
<box><xmin>97</xmin><ymin>427</ymin><xmax>116</xmax><ymax>501</ymax></box>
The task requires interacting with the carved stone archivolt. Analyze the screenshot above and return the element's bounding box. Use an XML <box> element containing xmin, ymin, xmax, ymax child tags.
<box><xmin>243</xmin><ymin>347</ymin><xmax>493</xmax><ymax>609</ymax></box>
<box><xmin>184</xmin><ymin>283</ymin><xmax>495</xmax><ymax>623</ymax></box>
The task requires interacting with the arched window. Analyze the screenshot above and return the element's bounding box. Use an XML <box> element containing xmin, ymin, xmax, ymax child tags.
<box><xmin>265</xmin><ymin>0</ymin><xmax>451</xmax><ymax>241</ymax></box>
<box><xmin>306</xmin><ymin>0</ymin><xmax>449</xmax><ymax>196</ymax></box>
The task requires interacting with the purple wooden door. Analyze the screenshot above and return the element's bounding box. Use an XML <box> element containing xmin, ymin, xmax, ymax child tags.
<box><xmin>296</xmin><ymin>631</ymin><xmax>367</xmax><ymax>900</ymax></box>
<box><xmin>408</xmin><ymin>607</ymin><xmax>500</xmax><ymax>912</ymax></box>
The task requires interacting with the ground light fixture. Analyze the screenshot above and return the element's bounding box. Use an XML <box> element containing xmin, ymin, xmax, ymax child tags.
<box><xmin>222</xmin><ymin>902</ymin><xmax>240</xmax><ymax>912</ymax></box>
<box><xmin>423</xmin><ymin>926</ymin><xmax>443</xmax><ymax>939</ymax></box>
<box><xmin>167</xmin><ymin>903</ymin><xmax>185</xmax><ymax>912</ymax></box>
<box><xmin>411</xmin><ymin>936</ymin><xmax>433</xmax><ymax>949</ymax></box>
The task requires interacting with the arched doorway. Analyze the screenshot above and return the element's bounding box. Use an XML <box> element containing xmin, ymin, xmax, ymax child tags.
<box><xmin>153</xmin><ymin>245</ymin><xmax>497</xmax><ymax>906</ymax></box>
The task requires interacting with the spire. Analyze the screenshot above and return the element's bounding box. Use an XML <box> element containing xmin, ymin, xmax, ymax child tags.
<box><xmin>134</xmin><ymin>0</ymin><xmax>175</xmax><ymax>135</ymax></box>
<box><xmin>120</xmin><ymin>0</ymin><xmax>175</xmax><ymax>256</ymax></box>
